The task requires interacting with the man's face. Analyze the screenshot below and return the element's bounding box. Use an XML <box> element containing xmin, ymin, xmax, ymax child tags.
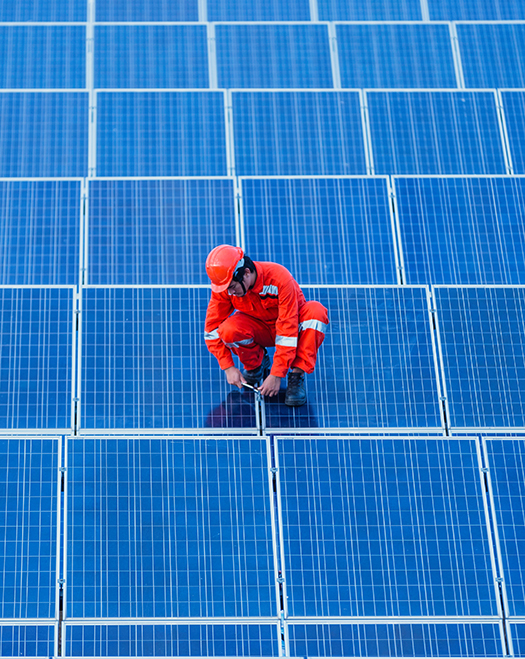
<box><xmin>227</xmin><ymin>279</ymin><xmax>246</xmax><ymax>296</ymax></box>
<box><xmin>227</xmin><ymin>268</ymin><xmax>254</xmax><ymax>296</ymax></box>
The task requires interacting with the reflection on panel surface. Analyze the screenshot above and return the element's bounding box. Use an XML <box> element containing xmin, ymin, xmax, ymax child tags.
<box><xmin>0</xmin><ymin>180</ymin><xmax>80</xmax><ymax>286</ymax></box>
<box><xmin>88</xmin><ymin>179</ymin><xmax>235</xmax><ymax>285</ymax></box>
<box><xmin>434</xmin><ymin>287</ymin><xmax>525</xmax><ymax>429</ymax></box>
<box><xmin>368</xmin><ymin>91</ymin><xmax>507</xmax><ymax>175</ymax></box>
<box><xmin>216</xmin><ymin>25</ymin><xmax>332</xmax><ymax>89</ymax></box>
<box><xmin>0</xmin><ymin>437</ymin><xmax>58</xmax><ymax>618</ymax></box>
<box><xmin>96</xmin><ymin>92</ymin><xmax>227</xmax><ymax>177</ymax></box>
<box><xmin>242</xmin><ymin>177</ymin><xmax>397</xmax><ymax>285</ymax></box>
<box><xmin>288</xmin><ymin>622</ymin><xmax>503</xmax><ymax>657</ymax></box>
<box><xmin>81</xmin><ymin>287</ymin><xmax>256</xmax><ymax>429</ymax></box>
<box><xmin>395</xmin><ymin>177</ymin><xmax>525</xmax><ymax>285</ymax></box>
<box><xmin>265</xmin><ymin>287</ymin><xmax>441</xmax><ymax>430</ymax></box>
<box><xmin>485</xmin><ymin>438</ymin><xmax>525</xmax><ymax>616</ymax></box>
<box><xmin>67</xmin><ymin>436</ymin><xmax>275</xmax><ymax>618</ymax></box>
<box><xmin>232</xmin><ymin>91</ymin><xmax>366</xmax><ymax>176</ymax></box>
<box><xmin>278</xmin><ymin>436</ymin><xmax>497</xmax><ymax>617</ymax></box>
<box><xmin>0</xmin><ymin>288</ymin><xmax>73</xmax><ymax>429</ymax></box>
<box><xmin>337</xmin><ymin>24</ymin><xmax>456</xmax><ymax>89</ymax></box>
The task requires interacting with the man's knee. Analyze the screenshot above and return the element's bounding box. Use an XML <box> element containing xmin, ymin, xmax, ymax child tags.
<box><xmin>300</xmin><ymin>301</ymin><xmax>329</xmax><ymax>326</ymax></box>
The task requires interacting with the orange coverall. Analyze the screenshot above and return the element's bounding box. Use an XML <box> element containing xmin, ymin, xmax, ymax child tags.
<box><xmin>204</xmin><ymin>261</ymin><xmax>328</xmax><ymax>378</ymax></box>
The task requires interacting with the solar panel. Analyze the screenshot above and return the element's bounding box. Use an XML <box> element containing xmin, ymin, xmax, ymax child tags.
<box><xmin>0</xmin><ymin>27</ymin><xmax>85</xmax><ymax>90</ymax></box>
<box><xmin>501</xmin><ymin>91</ymin><xmax>525</xmax><ymax>175</ymax></box>
<box><xmin>510</xmin><ymin>624</ymin><xmax>525</xmax><ymax>657</ymax></box>
<box><xmin>208</xmin><ymin>0</ymin><xmax>310</xmax><ymax>20</ymax></box>
<box><xmin>81</xmin><ymin>287</ymin><xmax>257</xmax><ymax>430</ymax></box>
<box><xmin>0</xmin><ymin>626</ymin><xmax>56</xmax><ymax>658</ymax></box>
<box><xmin>241</xmin><ymin>177</ymin><xmax>398</xmax><ymax>285</ymax></box>
<box><xmin>264</xmin><ymin>287</ymin><xmax>442</xmax><ymax>430</ymax></box>
<box><xmin>394</xmin><ymin>176</ymin><xmax>525</xmax><ymax>285</ymax></box>
<box><xmin>95</xmin><ymin>0</ymin><xmax>199</xmax><ymax>21</ymax></box>
<box><xmin>277</xmin><ymin>436</ymin><xmax>497</xmax><ymax>617</ymax></box>
<box><xmin>88</xmin><ymin>179</ymin><xmax>236</xmax><ymax>285</ymax></box>
<box><xmin>0</xmin><ymin>288</ymin><xmax>73</xmax><ymax>430</ymax></box>
<box><xmin>232</xmin><ymin>91</ymin><xmax>367</xmax><ymax>176</ymax></box>
<box><xmin>95</xmin><ymin>26</ymin><xmax>209</xmax><ymax>90</ymax></box>
<box><xmin>434</xmin><ymin>286</ymin><xmax>525</xmax><ymax>430</ymax></box>
<box><xmin>0</xmin><ymin>180</ymin><xmax>81</xmax><ymax>286</ymax></box>
<box><xmin>485</xmin><ymin>438</ymin><xmax>525</xmax><ymax>616</ymax></box>
<box><xmin>428</xmin><ymin>0</ymin><xmax>525</xmax><ymax>20</ymax></box>
<box><xmin>0</xmin><ymin>436</ymin><xmax>58</xmax><ymax>618</ymax></box>
<box><xmin>216</xmin><ymin>25</ymin><xmax>332</xmax><ymax>89</ymax></box>
<box><xmin>458</xmin><ymin>24</ymin><xmax>525</xmax><ymax>89</ymax></box>
<box><xmin>288</xmin><ymin>622</ymin><xmax>504</xmax><ymax>657</ymax></box>
<box><xmin>367</xmin><ymin>91</ymin><xmax>508</xmax><ymax>175</ymax></box>
<box><xmin>0</xmin><ymin>93</ymin><xmax>88</xmax><ymax>178</ymax></box>
<box><xmin>96</xmin><ymin>92</ymin><xmax>227</xmax><ymax>177</ymax></box>
<box><xmin>337</xmin><ymin>24</ymin><xmax>457</xmax><ymax>89</ymax></box>
<box><xmin>65</xmin><ymin>623</ymin><xmax>280</xmax><ymax>657</ymax></box>
<box><xmin>317</xmin><ymin>0</ymin><xmax>421</xmax><ymax>20</ymax></box>
<box><xmin>0</xmin><ymin>0</ymin><xmax>86</xmax><ymax>21</ymax></box>
<box><xmin>67</xmin><ymin>436</ymin><xmax>275</xmax><ymax>617</ymax></box>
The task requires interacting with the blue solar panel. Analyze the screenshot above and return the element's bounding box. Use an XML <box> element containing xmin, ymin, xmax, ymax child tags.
<box><xmin>88</xmin><ymin>179</ymin><xmax>235</xmax><ymax>286</ymax></box>
<box><xmin>0</xmin><ymin>180</ymin><xmax>80</xmax><ymax>286</ymax></box>
<box><xmin>0</xmin><ymin>626</ymin><xmax>55</xmax><ymax>658</ymax></box>
<box><xmin>241</xmin><ymin>177</ymin><xmax>397</xmax><ymax>285</ymax></box>
<box><xmin>209</xmin><ymin>0</ymin><xmax>310</xmax><ymax>20</ymax></box>
<box><xmin>434</xmin><ymin>287</ymin><xmax>525</xmax><ymax>429</ymax></box>
<box><xmin>318</xmin><ymin>0</ymin><xmax>421</xmax><ymax>20</ymax></box>
<box><xmin>278</xmin><ymin>436</ymin><xmax>497</xmax><ymax>617</ymax></box>
<box><xmin>97</xmin><ymin>92</ymin><xmax>227</xmax><ymax>177</ymax></box>
<box><xmin>511</xmin><ymin>624</ymin><xmax>525</xmax><ymax>657</ymax></box>
<box><xmin>337</xmin><ymin>24</ymin><xmax>457</xmax><ymax>89</ymax></box>
<box><xmin>232</xmin><ymin>92</ymin><xmax>367</xmax><ymax>176</ymax></box>
<box><xmin>501</xmin><ymin>91</ymin><xmax>525</xmax><ymax>175</ymax></box>
<box><xmin>394</xmin><ymin>177</ymin><xmax>525</xmax><ymax>285</ymax></box>
<box><xmin>0</xmin><ymin>27</ymin><xmax>85</xmax><ymax>90</ymax></box>
<box><xmin>264</xmin><ymin>287</ymin><xmax>441</xmax><ymax>430</ymax></box>
<box><xmin>289</xmin><ymin>622</ymin><xmax>503</xmax><ymax>657</ymax></box>
<box><xmin>95</xmin><ymin>26</ymin><xmax>209</xmax><ymax>90</ymax></box>
<box><xmin>0</xmin><ymin>436</ymin><xmax>58</xmax><ymax>618</ymax></box>
<box><xmin>81</xmin><ymin>287</ymin><xmax>257</xmax><ymax>430</ymax></box>
<box><xmin>0</xmin><ymin>0</ymin><xmax>86</xmax><ymax>21</ymax></box>
<box><xmin>458</xmin><ymin>24</ymin><xmax>525</xmax><ymax>89</ymax></box>
<box><xmin>429</xmin><ymin>0</ymin><xmax>525</xmax><ymax>20</ymax></box>
<box><xmin>485</xmin><ymin>439</ymin><xmax>525</xmax><ymax>616</ymax></box>
<box><xmin>95</xmin><ymin>0</ymin><xmax>199</xmax><ymax>21</ymax></box>
<box><xmin>0</xmin><ymin>93</ymin><xmax>88</xmax><ymax>177</ymax></box>
<box><xmin>0</xmin><ymin>288</ymin><xmax>73</xmax><ymax>429</ymax></box>
<box><xmin>368</xmin><ymin>91</ymin><xmax>507</xmax><ymax>176</ymax></box>
<box><xmin>67</xmin><ymin>436</ymin><xmax>275</xmax><ymax>617</ymax></box>
<box><xmin>65</xmin><ymin>623</ymin><xmax>279</xmax><ymax>657</ymax></box>
<box><xmin>216</xmin><ymin>25</ymin><xmax>332</xmax><ymax>89</ymax></box>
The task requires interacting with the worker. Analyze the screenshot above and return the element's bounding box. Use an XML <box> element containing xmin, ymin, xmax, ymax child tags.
<box><xmin>204</xmin><ymin>244</ymin><xmax>329</xmax><ymax>407</ymax></box>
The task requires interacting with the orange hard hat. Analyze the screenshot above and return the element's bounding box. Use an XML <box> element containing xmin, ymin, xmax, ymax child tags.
<box><xmin>205</xmin><ymin>244</ymin><xmax>245</xmax><ymax>293</ymax></box>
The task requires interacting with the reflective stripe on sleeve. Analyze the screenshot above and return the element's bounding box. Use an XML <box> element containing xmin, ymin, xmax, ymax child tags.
<box><xmin>224</xmin><ymin>338</ymin><xmax>254</xmax><ymax>348</ymax></box>
<box><xmin>299</xmin><ymin>319</ymin><xmax>328</xmax><ymax>334</ymax></box>
<box><xmin>204</xmin><ymin>329</ymin><xmax>220</xmax><ymax>341</ymax></box>
<box><xmin>275</xmin><ymin>335</ymin><xmax>298</xmax><ymax>347</ymax></box>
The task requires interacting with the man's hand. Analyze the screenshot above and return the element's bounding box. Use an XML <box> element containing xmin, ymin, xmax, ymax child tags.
<box><xmin>224</xmin><ymin>366</ymin><xmax>246</xmax><ymax>389</ymax></box>
<box><xmin>258</xmin><ymin>374</ymin><xmax>282</xmax><ymax>397</ymax></box>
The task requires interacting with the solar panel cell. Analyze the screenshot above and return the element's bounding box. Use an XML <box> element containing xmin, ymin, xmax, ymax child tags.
<box><xmin>337</xmin><ymin>24</ymin><xmax>457</xmax><ymax>89</ymax></box>
<box><xmin>241</xmin><ymin>177</ymin><xmax>397</xmax><ymax>285</ymax></box>
<box><xmin>88</xmin><ymin>179</ymin><xmax>235</xmax><ymax>285</ymax></box>
<box><xmin>216</xmin><ymin>25</ymin><xmax>332</xmax><ymax>89</ymax></box>
<box><xmin>67</xmin><ymin>436</ymin><xmax>275</xmax><ymax>617</ymax></box>
<box><xmin>232</xmin><ymin>91</ymin><xmax>367</xmax><ymax>175</ymax></box>
<box><xmin>0</xmin><ymin>626</ymin><xmax>55</xmax><ymax>658</ymax></box>
<box><xmin>501</xmin><ymin>91</ymin><xmax>525</xmax><ymax>174</ymax></box>
<box><xmin>208</xmin><ymin>0</ymin><xmax>310</xmax><ymax>20</ymax></box>
<box><xmin>0</xmin><ymin>0</ymin><xmax>86</xmax><ymax>21</ymax></box>
<box><xmin>95</xmin><ymin>0</ymin><xmax>199</xmax><ymax>21</ymax></box>
<box><xmin>318</xmin><ymin>0</ymin><xmax>421</xmax><ymax>20</ymax></box>
<box><xmin>429</xmin><ymin>0</ymin><xmax>525</xmax><ymax>20</ymax></box>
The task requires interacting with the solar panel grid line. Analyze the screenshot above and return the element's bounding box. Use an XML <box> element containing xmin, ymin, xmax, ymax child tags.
<box><xmin>480</xmin><ymin>438</ymin><xmax>513</xmax><ymax>620</ymax></box>
<box><xmin>420</xmin><ymin>0</ymin><xmax>431</xmax><ymax>21</ymax></box>
<box><xmin>326</xmin><ymin>22</ymin><xmax>340</xmax><ymax>89</ymax></box>
<box><xmin>495</xmin><ymin>89</ymin><xmax>515</xmax><ymax>175</ymax></box>
<box><xmin>225</xmin><ymin>89</ymin><xmax>235</xmax><ymax>176</ymax></box>
<box><xmin>389</xmin><ymin>176</ymin><xmax>409</xmax><ymax>286</ymax></box>
<box><xmin>270</xmin><ymin>437</ymin><xmax>289</xmax><ymax>621</ymax></box>
<box><xmin>309</xmin><ymin>0</ymin><xmax>319</xmax><ymax>22</ymax></box>
<box><xmin>359</xmin><ymin>89</ymin><xmax>374</xmax><ymax>174</ymax></box>
<box><xmin>448</xmin><ymin>22</ymin><xmax>466</xmax><ymax>89</ymax></box>
<box><xmin>198</xmin><ymin>0</ymin><xmax>207</xmax><ymax>22</ymax></box>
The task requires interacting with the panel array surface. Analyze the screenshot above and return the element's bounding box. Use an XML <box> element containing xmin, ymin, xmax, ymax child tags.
<box><xmin>277</xmin><ymin>436</ymin><xmax>496</xmax><ymax>617</ymax></box>
<box><xmin>67</xmin><ymin>435</ymin><xmax>275</xmax><ymax>617</ymax></box>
